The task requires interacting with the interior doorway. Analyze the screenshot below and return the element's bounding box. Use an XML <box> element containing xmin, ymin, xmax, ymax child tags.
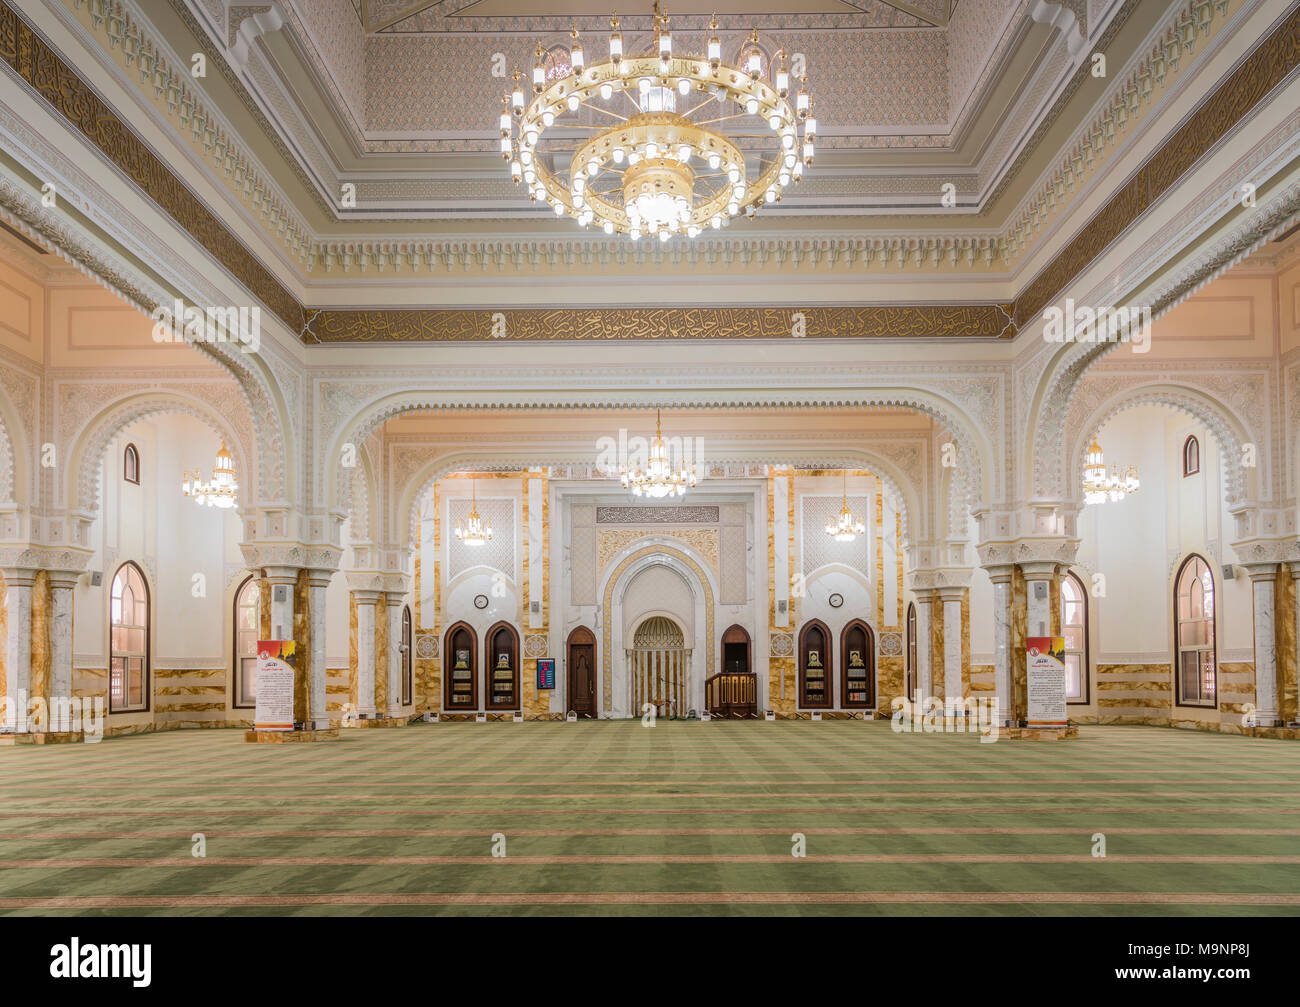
<box><xmin>566</xmin><ymin>626</ymin><xmax>597</xmax><ymax>717</ymax></box>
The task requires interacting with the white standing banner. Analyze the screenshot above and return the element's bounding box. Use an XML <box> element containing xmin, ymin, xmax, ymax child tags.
<box><xmin>255</xmin><ymin>640</ymin><xmax>296</xmax><ymax>731</ymax></box>
<box><xmin>1026</xmin><ymin>636</ymin><xmax>1067</xmax><ymax>729</ymax></box>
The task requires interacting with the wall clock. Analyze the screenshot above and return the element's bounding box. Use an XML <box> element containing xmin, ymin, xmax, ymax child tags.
<box><xmin>828</xmin><ymin>593</ymin><xmax>844</xmax><ymax>608</ymax></box>
<box><xmin>474</xmin><ymin>594</ymin><xmax>489</xmax><ymax>609</ymax></box>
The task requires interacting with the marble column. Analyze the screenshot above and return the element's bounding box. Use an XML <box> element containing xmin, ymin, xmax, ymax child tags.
<box><xmin>938</xmin><ymin>587</ymin><xmax>964</xmax><ymax>701</ymax></box>
<box><xmin>354</xmin><ymin>591</ymin><xmax>380</xmax><ymax>717</ymax></box>
<box><xmin>307</xmin><ymin>572</ymin><xmax>332</xmax><ymax>730</ymax></box>
<box><xmin>386</xmin><ymin>592</ymin><xmax>405</xmax><ymax>718</ymax></box>
<box><xmin>913</xmin><ymin>589</ymin><xmax>932</xmax><ymax>699</ymax></box>
<box><xmin>1021</xmin><ymin>562</ymin><xmax>1058</xmax><ymax>640</ymax></box>
<box><xmin>48</xmin><ymin>574</ymin><xmax>78</xmax><ymax>723</ymax></box>
<box><xmin>2</xmin><ymin>571</ymin><xmax>34</xmax><ymax>732</ymax></box>
<box><xmin>987</xmin><ymin>565</ymin><xmax>1014</xmax><ymax>725</ymax></box>
<box><xmin>1244</xmin><ymin>564</ymin><xmax>1279</xmax><ymax>727</ymax></box>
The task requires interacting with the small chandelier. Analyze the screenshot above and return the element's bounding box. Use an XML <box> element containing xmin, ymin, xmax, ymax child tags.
<box><xmin>182</xmin><ymin>440</ymin><xmax>238</xmax><ymax>509</ymax></box>
<box><xmin>825</xmin><ymin>471</ymin><xmax>865</xmax><ymax>542</ymax></box>
<box><xmin>621</xmin><ymin>409</ymin><xmax>697</xmax><ymax>498</ymax></box>
<box><xmin>1083</xmin><ymin>437</ymin><xmax>1140</xmax><ymax>505</ymax></box>
<box><xmin>455</xmin><ymin>480</ymin><xmax>493</xmax><ymax>546</ymax></box>
<box><xmin>498</xmin><ymin>3</ymin><xmax>816</xmax><ymax>241</ymax></box>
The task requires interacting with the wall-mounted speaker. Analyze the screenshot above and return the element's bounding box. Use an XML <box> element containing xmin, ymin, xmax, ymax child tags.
<box><xmin>88</xmin><ymin>570</ymin><xmax>103</xmax><ymax>587</ymax></box>
<box><xmin>273</xmin><ymin>585</ymin><xmax>289</xmax><ymax>603</ymax></box>
<box><xmin>1222</xmin><ymin>564</ymin><xmax>1236</xmax><ymax>581</ymax></box>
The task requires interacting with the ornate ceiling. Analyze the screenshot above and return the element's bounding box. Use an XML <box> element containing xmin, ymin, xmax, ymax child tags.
<box><xmin>1</xmin><ymin>0</ymin><xmax>1294</xmax><ymax>342</ymax></box>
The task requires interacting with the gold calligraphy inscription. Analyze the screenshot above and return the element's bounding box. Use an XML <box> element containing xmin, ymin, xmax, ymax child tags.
<box><xmin>307</xmin><ymin>304</ymin><xmax>1018</xmax><ymax>342</ymax></box>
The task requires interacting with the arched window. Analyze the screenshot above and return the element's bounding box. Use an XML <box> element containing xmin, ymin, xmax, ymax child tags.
<box><xmin>123</xmin><ymin>443</ymin><xmax>140</xmax><ymax>485</ymax></box>
<box><xmin>233</xmin><ymin>576</ymin><xmax>260</xmax><ymax>708</ymax></box>
<box><xmin>905</xmin><ymin>602</ymin><xmax>917</xmax><ymax>698</ymax></box>
<box><xmin>401</xmin><ymin>605</ymin><xmax>413</xmax><ymax>707</ymax></box>
<box><xmin>1061</xmin><ymin>572</ymin><xmax>1089</xmax><ymax>703</ymax></box>
<box><xmin>109</xmin><ymin>562</ymin><xmax>149</xmax><ymax>712</ymax></box>
<box><xmin>1174</xmin><ymin>555</ymin><xmax>1216</xmax><ymax>707</ymax></box>
<box><xmin>1182</xmin><ymin>435</ymin><xmax>1200</xmax><ymax>477</ymax></box>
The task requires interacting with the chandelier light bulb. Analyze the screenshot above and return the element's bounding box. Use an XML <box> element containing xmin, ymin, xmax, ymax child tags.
<box><xmin>510</xmin><ymin>158</ymin><xmax>521</xmax><ymax>183</ymax></box>
<box><xmin>727</xmin><ymin>201</ymin><xmax>738</xmax><ymax>215</ymax></box>
<box><xmin>708</xmin><ymin>152</ymin><xmax>721</xmax><ymax>170</ymax></box>
<box><xmin>609</xmin><ymin>16</ymin><xmax>622</xmax><ymax>60</ymax></box>
<box><xmin>678</xmin><ymin>77</ymin><xmax>691</xmax><ymax>96</ymax></box>
<box><xmin>600</xmin><ymin>81</ymin><xmax>613</xmax><ymax>100</ymax></box>
<box><xmin>677</xmin><ymin>143</ymin><xmax>692</xmax><ymax>162</ymax></box>
<box><xmin>745</xmin><ymin>96</ymin><xmax>759</xmax><ymax>115</ymax></box>
<box><xmin>570</xmin><ymin>26</ymin><xmax>584</xmax><ymax>72</ymax></box>
<box><xmin>525</xmin><ymin>125</ymin><xmax>539</xmax><ymax>146</ymax></box>
<box><xmin>604</xmin><ymin>220</ymin><xmax>614</xmax><ymax>234</ymax></box>
<box><xmin>764</xmin><ymin>187</ymin><xmax>776</xmax><ymax>203</ymax></box>
<box><xmin>779</xmin><ymin>170</ymin><xmax>790</xmax><ymax>186</ymax></box>
<box><xmin>806</xmin><ymin>113</ymin><xmax>818</xmax><ymax>138</ymax></box>
<box><xmin>792</xmin><ymin>159</ymin><xmax>803</xmax><ymax>180</ymax></box>
<box><xmin>587</xmin><ymin>158</ymin><xmax>599</xmax><ymax>176</ymax></box>
<box><xmin>630</xmin><ymin>228</ymin><xmax>641</xmax><ymax>240</ymax></box>
<box><xmin>567</xmin><ymin>93</ymin><xmax>580</xmax><ymax>111</ymax></box>
<box><xmin>612</xmin><ymin>146</ymin><xmax>625</xmax><ymax>163</ymax></box>
<box><xmin>499</xmin><ymin>136</ymin><xmax>511</xmax><ymax>157</ymax></box>
<box><xmin>776</xmin><ymin>70</ymin><xmax>789</xmax><ymax>96</ymax></box>
<box><xmin>727</xmin><ymin>165</ymin><xmax>740</xmax><ymax>183</ymax></box>
<box><xmin>768</xmin><ymin>112</ymin><xmax>782</xmax><ymax>130</ymax></box>
<box><xmin>710</xmin><ymin>216</ymin><xmax>721</xmax><ymax>228</ymax></box>
<box><xmin>646</xmin><ymin>140</ymin><xmax>659</xmax><ymax>158</ymax></box>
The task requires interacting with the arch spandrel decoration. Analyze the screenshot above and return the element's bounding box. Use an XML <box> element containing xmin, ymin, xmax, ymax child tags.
<box><xmin>324</xmin><ymin>386</ymin><xmax>998</xmax><ymax>548</ymax></box>
<box><xmin>601</xmin><ymin>543</ymin><xmax>715</xmax><ymax>715</ymax></box>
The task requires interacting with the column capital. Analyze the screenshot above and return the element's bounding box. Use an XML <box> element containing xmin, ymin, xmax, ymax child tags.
<box><xmin>346</xmin><ymin>571</ymin><xmax>408</xmax><ymax>596</ymax></box>
<box><xmin>982</xmin><ymin>563</ymin><xmax>1015</xmax><ymax>584</ymax></box>
<box><xmin>1290</xmin><ymin>560</ymin><xmax>1300</xmax><ymax>579</ymax></box>
<box><xmin>351</xmin><ymin>588</ymin><xmax>383</xmax><ymax>606</ymax></box>
<box><xmin>1241</xmin><ymin>562</ymin><xmax>1280</xmax><ymax>583</ymax></box>
<box><xmin>239</xmin><ymin>540</ymin><xmax>342</xmax><ymax>575</ymax></box>
<box><xmin>1019</xmin><ymin>560</ymin><xmax>1061</xmax><ymax>580</ymax></box>
<box><xmin>935</xmin><ymin>585</ymin><xmax>968</xmax><ymax>603</ymax></box>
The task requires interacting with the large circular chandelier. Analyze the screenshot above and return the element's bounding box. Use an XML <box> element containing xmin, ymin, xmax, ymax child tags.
<box><xmin>499</xmin><ymin>4</ymin><xmax>816</xmax><ymax>241</ymax></box>
<box><xmin>182</xmin><ymin>440</ymin><xmax>238</xmax><ymax>509</ymax></box>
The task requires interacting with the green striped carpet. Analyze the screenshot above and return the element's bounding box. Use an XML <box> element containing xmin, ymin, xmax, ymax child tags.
<box><xmin>1</xmin><ymin>721</ymin><xmax>1297</xmax><ymax>916</ymax></box>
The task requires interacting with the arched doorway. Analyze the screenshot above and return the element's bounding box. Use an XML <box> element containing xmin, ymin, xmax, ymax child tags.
<box><xmin>566</xmin><ymin>626</ymin><xmax>597</xmax><ymax>717</ymax></box>
<box><xmin>709</xmin><ymin>624</ymin><xmax>757</xmax><ymax>718</ymax></box>
<box><xmin>628</xmin><ymin>616</ymin><xmax>689</xmax><ymax>718</ymax></box>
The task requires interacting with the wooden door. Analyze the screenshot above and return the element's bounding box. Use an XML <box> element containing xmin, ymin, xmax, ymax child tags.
<box><xmin>567</xmin><ymin>627</ymin><xmax>596</xmax><ymax>716</ymax></box>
